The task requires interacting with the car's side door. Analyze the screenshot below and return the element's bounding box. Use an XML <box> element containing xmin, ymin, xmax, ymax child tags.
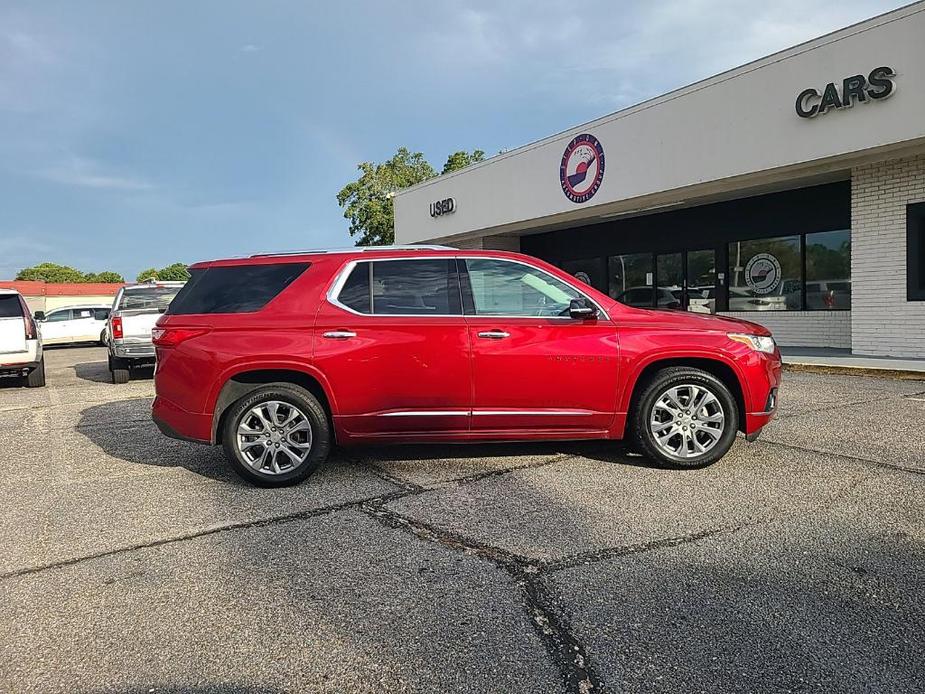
<box><xmin>69</xmin><ymin>307</ymin><xmax>97</xmax><ymax>341</ymax></box>
<box><xmin>313</xmin><ymin>256</ymin><xmax>471</xmax><ymax>440</ymax></box>
<box><xmin>462</xmin><ymin>257</ymin><xmax>620</xmax><ymax>434</ymax></box>
<box><xmin>39</xmin><ymin>309</ymin><xmax>73</xmax><ymax>344</ymax></box>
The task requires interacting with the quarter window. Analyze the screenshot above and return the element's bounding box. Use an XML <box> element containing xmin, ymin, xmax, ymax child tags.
<box><xmin>463</xmin><ymin>258</ymin><xmax>584</xmax><ymax>317</ymax></box>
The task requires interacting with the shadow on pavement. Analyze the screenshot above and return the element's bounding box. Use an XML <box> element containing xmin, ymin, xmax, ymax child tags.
<box><xmin>74</xmin><ymin>360</ymin><xmax>112</xmax><ymax>383</ymax></box>
<box><xmin>76</xmin><ymin>400</ymin><xmax>246</xmax><ymax>485</ymax></box>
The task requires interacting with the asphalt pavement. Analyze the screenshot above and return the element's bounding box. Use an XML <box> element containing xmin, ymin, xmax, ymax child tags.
<box><xmin>1</xmin><ymin>346</ymin><xmax>923</xmax><ymax>693</ymax></box>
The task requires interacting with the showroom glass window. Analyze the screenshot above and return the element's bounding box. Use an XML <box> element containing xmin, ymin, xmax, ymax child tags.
<box><xmin>806</xmin><ymin>229</ymin><xmax>851</xmax><ymax>309</ymax></box>
<box><xmin>561</xmin><ymin>258</ymin><xmax>606</xmax><ymax>293</ymax></box>
<box><xmin>728</xmin><ymin>236</ymin><xmax>801</xmax><ymax>311</ymax></box>
<box><xmin>608</xmin><ymin>254</ymin><xmax>653</xmax><ymax>306</ymax></box>
<box><xmin>464</xmin><ymin>258</ymin><xmax>584</xmax><ymax>317</ymax></box>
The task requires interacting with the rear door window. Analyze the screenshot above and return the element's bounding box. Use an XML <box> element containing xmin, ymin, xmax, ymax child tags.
<box><xmin>333</xmin><ymin>258</ymin><xmax>462</xmax><ymax>315</ymax></box>
<box><xmin>0</xmin><ymin>295</ymin><xmax>24</xmax><ymax>318</ymax></box>
<box><xmin>168</xmin><ymin>263</ymin><xmax>309</xmax><ymax>315</ymax></box>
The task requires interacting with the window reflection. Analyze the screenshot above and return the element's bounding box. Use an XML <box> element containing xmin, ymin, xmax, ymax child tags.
<box><xmin>806</xmin><ymin>229</ymin><xmax>851</xmax><ymax>310</ymax></box>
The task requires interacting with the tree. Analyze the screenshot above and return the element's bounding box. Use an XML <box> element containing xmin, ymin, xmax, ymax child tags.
<box><xmin>136</xmin><ymin>268</ymin><xmax>159</xmax><ymax>282</ymax></box>
<box><xmin>16</xmin><ymin>263</ymin><xmax>86</xmax><ymax>283</ymax></box>
<box><xmin>442</xmin><ymin>149</ymin><xmax>485</xmax><ymax>174</ymax></box>
<box><xmin>85</xmin><ymin>271</ymin><xmax>125</xmax><ymax>283</ymax></box>
<box><xmin>337</xmin><ymin>147</ymin><xmax>437</xmax><ymax>246</ymax></box>
<box><xmin>135</xmin><ymin>263</ymin><xmax>190</xmax><ymax>283</ymax></box>
<box><xmin>155</xmin><ymin>262</ymin><xmax>191</xmax><ymax>281</ymax></box>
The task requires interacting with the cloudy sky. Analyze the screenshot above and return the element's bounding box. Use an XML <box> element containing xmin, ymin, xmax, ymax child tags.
<box><xmin>0</xmin><ymin>0</ymin><xmax>907</xmax><ymax>280</ymax></box>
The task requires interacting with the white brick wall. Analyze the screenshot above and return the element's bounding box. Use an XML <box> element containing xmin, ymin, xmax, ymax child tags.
<box><xmin>447</xmin><ymin>235</ymin><xmax>522</xmax><ymax>251</ymax></box>
<box><xmin>721</xmin><ymin>311</ymin><xmax>851</xmax><ymax>348</ymax></box>
<box><xmin>851</xmin><ymin>153</ymin><xmax>925</xmax><ymax>358</ymax></box>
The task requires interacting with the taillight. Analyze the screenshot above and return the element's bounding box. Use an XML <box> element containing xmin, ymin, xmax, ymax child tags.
<box><xmin>111</xmin><ymin>316</ymin><xmax>123</xmax><ymax>339</ymax></box>
<box><xmin>23</xmin><ymin>316</ymin><xmax>36</xmax><ymax>340</ymax></box>
<box><xmin>152</xmin><ymin>327</ymin><xmax>208</xmax><ymax>347</ymax></box>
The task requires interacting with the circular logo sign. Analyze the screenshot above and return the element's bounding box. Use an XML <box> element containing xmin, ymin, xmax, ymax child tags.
<box><xmin>559</xmin><ymin>133</ymin><xmax>605</xmax><ymax>204</ymax></box>
<box><xmin>744</xmin><ymin>253</ymin><xmax>782</xmax><ymax>295</ymax></box>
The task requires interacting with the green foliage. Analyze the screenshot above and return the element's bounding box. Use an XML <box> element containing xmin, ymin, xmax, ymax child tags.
<box><xmin>155</xmin><ymin>262</ymin><xmax>191</xmax><ymax>281</ymax></box>
<box><xmin>136</xmin><ymin>268</ymin><xmax>159</xmax><ymax>283</ymax></box>
<box><xmin>442</xmin><ymin>149</ymin><xmax>485</xmax><ymax>174</ymax></box>
<box><xmin>84</xmin><ymin>271</ymin><xmax>125</xmax><ymax>283</ymax></box>
<box><xmin>16</xmin><ymin>263</ymin><xmax>123</xmax><ymax>283</ymax></box>
<box><xmin>337</xmin><ymin>147</ymin><xmax>437</xmax><ymax>246</ymax></box>
<box><xmin>136</xmin><ymin>263</ymin><xmax>190</xmax><ymax>282</ymax></box>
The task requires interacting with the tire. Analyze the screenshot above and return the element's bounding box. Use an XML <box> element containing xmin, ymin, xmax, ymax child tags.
<box><xmin>109</xmin><ymin>354</ymin><xmax>130</xmax><ymax>384</ymax></box>
<box><xmin>221</xmin><ymin>383</ymin><xmax>331</xmax><ymax>487</ymax></box>
<box><xmin>99</xmin><ymin>330</ymin><xmax>107</xmax><ymax>346</ymax></box>
<box><xmin>25</xmin><ymin>358</ymin><xmax>46</xmax><ymax>388</ymax></box>
<box><xmin>632</xmin><ymin>367</ymin><xmax>738</xmax><ymax>469</ymax></box>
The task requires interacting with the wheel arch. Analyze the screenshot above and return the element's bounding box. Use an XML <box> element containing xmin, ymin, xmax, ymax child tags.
<box><xmin>212</xmin><ymin>368</ymin><xmax>335</xmax><ymax>444</ymax></box>
<box><xmin>625</xmin><ymin>357</ymin><xmax>747</xmax><ymax>433</ymax></box>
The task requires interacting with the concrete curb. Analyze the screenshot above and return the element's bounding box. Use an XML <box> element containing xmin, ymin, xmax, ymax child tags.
<box><xmin>782</xmin><ymin>362</ymin><xmax>925</xmax><ymax>380</ymax></box>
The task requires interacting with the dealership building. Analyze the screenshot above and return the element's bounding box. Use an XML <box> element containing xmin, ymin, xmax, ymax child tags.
<box><xmin>394</xmin><ymin>2</ymin><xmax>925</xmax><ymax>359</ymax></box>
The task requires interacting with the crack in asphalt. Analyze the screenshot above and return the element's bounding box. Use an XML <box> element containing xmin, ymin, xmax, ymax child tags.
<box><xmin>359</xmin><ymin>497</ymin><xmax>603</xmax><ymax>694</ymax></box>
<box><xmin>0</xmin><ymin>490</ymin><xmax>414</xmax><ymax>580</ymax></box>
<box><xmin>759</xmin><ymin>437</ymin><xmax>925</xmax><ymax>477</ymax></box>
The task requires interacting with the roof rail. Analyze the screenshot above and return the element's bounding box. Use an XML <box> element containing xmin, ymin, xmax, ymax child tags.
<box><xmin>250</xmin><ymin>244</ymin><xmax>453</xmax><ymax>258</ymax></box>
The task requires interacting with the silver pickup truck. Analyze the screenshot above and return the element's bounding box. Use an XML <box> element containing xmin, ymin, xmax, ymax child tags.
<box><xmin>107</xmin><ymin>281</ymin><xmax>185</xmax><ymax>384</ymax></box>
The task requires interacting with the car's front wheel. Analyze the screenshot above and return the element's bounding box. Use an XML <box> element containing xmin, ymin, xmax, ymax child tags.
<box><xmin>221</xmin><ymin>384</ymin><xmax>331</xmax><ymax>487</ymax></box>
<box><xmin>632</xmin><ymin>367</ymin><xmax>738</xmax><ymax>468</ymax></box>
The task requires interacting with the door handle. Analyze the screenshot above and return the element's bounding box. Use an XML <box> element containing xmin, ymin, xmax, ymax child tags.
<box><xmin>323</xmin><ymin>330</ymin><xmax>356</xmax><ymax>340</ymax></box>
<box><xmin>477</xmin><ymin>330</ymin><xmax>510</xmax><ymax>339</ymax></box>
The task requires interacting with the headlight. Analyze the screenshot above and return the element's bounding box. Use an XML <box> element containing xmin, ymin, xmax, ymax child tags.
<box><xmin>728</xmin><ymin>333</ymin><xmax>776</xmax><ymax>354</ymax></box>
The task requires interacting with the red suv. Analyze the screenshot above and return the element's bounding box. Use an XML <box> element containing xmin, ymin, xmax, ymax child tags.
<box><xmin>152</xmin><ymin>247</ymin><xmax>781</xmax><ymax>486</ymax></box>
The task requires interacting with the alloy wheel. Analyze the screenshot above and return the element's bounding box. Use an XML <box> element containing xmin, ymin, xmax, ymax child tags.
<box><xmin>235</xmin><ymin>400</ymin><xmax>313</xmax><ymax>475</ymax></box>
<box><xmin>649</xmin><ymin>384</ymin><xmax>725</xmax><ymax>459</ymax></box>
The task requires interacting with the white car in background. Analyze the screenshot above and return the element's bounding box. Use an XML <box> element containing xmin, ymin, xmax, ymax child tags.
<box><xmin>36</xmin><ymin>304</ymin><xmax>111</xmax><ymax>346</ymax></box>
<box><xmin>0</xmin><ymin>288</ymin><xmax>44</xmax><ymax>387</ymax></box>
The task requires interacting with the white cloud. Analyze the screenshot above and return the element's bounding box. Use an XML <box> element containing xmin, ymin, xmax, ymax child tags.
<box><xmin>241</xmin><ymin>43</ymin><xmax>261</xmax><ymax>53</ymax></box>
<box><xmin>37</xmin><ymin>157</ymin><xmax>153</xmax><ymax>191</ymax></box>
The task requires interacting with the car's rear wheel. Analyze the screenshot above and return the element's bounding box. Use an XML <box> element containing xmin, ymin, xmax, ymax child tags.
<box><xmin>25</xmin><ymin>358</ymin><xmax>45</xmax><ymax>388</ymax></box>
<box><xmin>632</xmin><ymin>367</ymin><xmax>738</xmax><ymax>469</ymax></box>
<box><xmin>221</xmin><ymin>384</ymin><xmax>331</xmax><ymax>487</ymax></box>
<box><xmin>98</xmin><ymin>329</ymin><xmax>107</xmax><ymax>346</ymax></box>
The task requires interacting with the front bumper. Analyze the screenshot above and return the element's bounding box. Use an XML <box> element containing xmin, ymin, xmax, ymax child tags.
<box><xmin>744</xmin><ymin>352</ymin><xmax>782</xmax><ymax>436</ymax></box>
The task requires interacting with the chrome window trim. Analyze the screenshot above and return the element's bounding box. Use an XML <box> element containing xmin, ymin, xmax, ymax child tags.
<box><xmin>326</xmin><ymin>255</ymin><xmax>610</xmax><ymax>320</ymax></box>
<box><xmin>378</xmin><ymin>410</ymin><xmax>470</xmax><ymax>417</ymax></box>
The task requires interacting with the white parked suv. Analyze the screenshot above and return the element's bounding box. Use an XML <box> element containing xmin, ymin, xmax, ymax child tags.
<box><xmin>0</xmin><ymin>289</ymin><xmax>45</xmax><ymax>387</ymax></box>
<box><xmin>37</xmin><ymin>304</ymin><xmax>111</xmax><ymax>346</ymax></box>
<box><xmin>108</xmin><ymin>281</ymin><xmax>185</xmax><ymax>384</ymax></box>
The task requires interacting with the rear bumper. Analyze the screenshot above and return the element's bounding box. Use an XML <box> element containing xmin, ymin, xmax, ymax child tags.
<box><xmin>0</xmin><ymin>359</ymin><xmax>40</xmax><ymax>375</ymax></box>
<box><xmin>152</xmin><ymin>396</ymin><xmax>212</xmax><ymax>444</ymax></box>
<box><xmin>112</xmin><ymin>340</ymin><xmax>156</xmax><ymax>359</ymax></box>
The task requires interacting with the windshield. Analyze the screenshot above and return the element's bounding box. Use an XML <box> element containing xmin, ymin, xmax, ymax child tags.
<box><xmin>118</xmin><ymin>286</ymin><xmax>182</xmax><ymax>312</ymax></box>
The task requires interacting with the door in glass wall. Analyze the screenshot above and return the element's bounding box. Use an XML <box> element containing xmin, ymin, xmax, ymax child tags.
<box><xmin>686</xmin><ymin>249</ymin><xmax>717</xmax><ymax>314</ymax></box>
<box><xmin>655</xmin><ymin>253</ymin><xmax>683</xmax><ymax>309</ymax></box>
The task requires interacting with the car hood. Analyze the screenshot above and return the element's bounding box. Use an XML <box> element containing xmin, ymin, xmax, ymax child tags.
<box><xmin>617</xmin><ymin>305</ymin><xmax>773</xmax><ymax>336</ymax></box>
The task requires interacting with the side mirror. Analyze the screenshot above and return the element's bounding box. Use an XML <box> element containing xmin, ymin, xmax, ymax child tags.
<box><xmin>34</xmin><ymin>311</ymin><xmax>45</xmax><ymax>321</ymax></box>
<box><xmin>568</xmin><ymin>298</ymin><xmax>598</xmax><ymax>319</ymax></box>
